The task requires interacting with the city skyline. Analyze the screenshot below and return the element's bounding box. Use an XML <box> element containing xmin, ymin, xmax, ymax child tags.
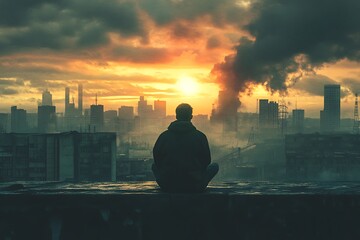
<box><xmin>0</xmin><ymin>1</ymin><xmax>359</xmax><ymax>117</ymax></box>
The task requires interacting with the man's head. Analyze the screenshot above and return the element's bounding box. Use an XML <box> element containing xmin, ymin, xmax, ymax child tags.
<box><xmin>176</xmin><ymin>103</ymin><xmax>193</xmax><ymax>121</ymax></box>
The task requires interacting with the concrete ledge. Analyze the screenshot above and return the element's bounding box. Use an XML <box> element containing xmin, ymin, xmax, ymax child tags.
<box><xmin>1</xmin><ymin>182</ymin><xmax>360</xmax><ymax>239</ymax></box>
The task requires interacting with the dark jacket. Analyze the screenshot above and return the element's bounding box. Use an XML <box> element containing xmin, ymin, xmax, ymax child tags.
<box><xmin>153</xmin><ymin>120</ymin><xmax>211</xmax><ymax>178</ymax></box>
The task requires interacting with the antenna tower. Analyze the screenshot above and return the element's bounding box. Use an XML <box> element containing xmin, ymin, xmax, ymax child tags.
<box><xmin>353</xmin><ymin>93</ymin><xmax>359</xmax><ymax>134</ymax></box>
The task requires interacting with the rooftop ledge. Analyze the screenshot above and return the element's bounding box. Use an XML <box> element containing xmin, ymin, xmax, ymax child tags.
<box><xmin>1</xmin><ymin>181</ymin><xmax>360</xmax><ymax>239</ymax></box>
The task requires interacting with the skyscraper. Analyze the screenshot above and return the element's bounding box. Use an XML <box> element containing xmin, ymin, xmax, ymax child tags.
<box><xmin>118</xmin><ymin>106</ymin><xmax>134</xmax><ymax>120</ymax></box>
<box><xmin>38</xmin><ymin>105</ymin><xmax>57</xmax><ymax>133</ymax></box>
<box><xmin>259</xmin><ymin>99</ymin><xmax>269</xmax><ymax>127</ymax></box>
<box><xmin>65</xmin><ymin>87</ymin><xmax>70</xmax><ymax>117</ymax></box>
<box><xmin>78</xmin><ymin>83</ymin><xmax>83</xmax><ymax>116</ymax></box>
<box><xmin>11</xmin><ymin>106</ymin><xmax>27</xmax><ymax>132</ymax></box>
<box><xmin>322</xmin><ymin>84</ymin><xmax>340</xmax><ymax>131</ymax></box>
<box><xmin>90</xmin><ymin>104</ymin><xmax>104</xmax><ymax>131</ymax></box>
<box><xmin>42</xmin><ymin>89</ymin><xmax>52</xmax><ymax>106</ymax></box>
<box><xmin>292</xmin><ymin>109</ymin><xmax>305</xmax><ymax>133</ymax></box>
<box><xmin>258</xmin><ymin>99</ymin><xmax>279</xmax><ymax>128</ymax></box>
<box><xmin>137</xmin><ymin>96</ymin><xmax>153</xmax><ymax>118</ymax></box>
<box><xmin>154</xmin><ymin>100</ymin><xmax>166</xmax><ymax>118</ymax></box>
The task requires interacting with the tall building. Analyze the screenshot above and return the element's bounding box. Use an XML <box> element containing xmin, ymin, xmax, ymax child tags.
<box><xmin>0</xmin><ymin>113</ymin><xmax>8</xmax><ymax>133</ymax></box>
<box><xmin>65</xmin><ymin>87</ymin><xmax>70</xmax><ymax>117</ymax></box>
<box><xmin>10</xmin><ymin>106</ymin><xmax>27</xmax><ymax>133</ymax></box>
<box><xmin>90</xmin><ymin>104</ymin><xmax>104</xmax><ymax>131</ymax></box>
<box><xmin>321</xmin><ymin>84</ymin><xmax>340</xmax><ymax>132</ymax></box>
<box><xmin>78</xmin><ymin>83</ymin><xmax>83</xmax><ymax>116</ymax></box>
<box><xmin>259</xmin><ymin>99</ymin><xmax>269</xmax><ymax>126</ymax></box>
<box><xmin>258</xmin><ymin>99</ymin><xmax>279</xmax><ymax>128</ymax></box>
<box><xmin>137</xmin><ymin>96</ymin><xmax>153</xmax><ymax>118</ymax></box>
<box><xmin>268</xmin><ymin>101</ymin><xmax>279</xmax><ymax>128</ymax></box>
<box><xmin>42</xmin><ymin>89</ymin><xmax>52</xmax><ymax>106</ymax></box>
<box><xmin>118</xmin><ymin>106</ymin><xmax>134</xmax><ymax>120</ymax></box>
<box><xmin>154</xmin><ymin>100</ymin><xmax>166</xmax><ymax>118</ymax></box>
<box><xmin>38</xmin><ymin>105</ymin><xmax>57</xmax><ymax>133</ymax></box>
<box><xmin>292</xmin><ymin>109</ymin><xmax>305</xmax><ymax>133</ymax></box>
<box><xmin>118</xmin><ymin>106</ymin><xmax>134</xmax><ymax>133</ymax></box>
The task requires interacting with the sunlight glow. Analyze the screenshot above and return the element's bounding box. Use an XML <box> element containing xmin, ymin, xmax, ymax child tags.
<box><xmin>177</xmin><ymin>76</ymin><xmax>199</xmax><ymax>96</ymax></box>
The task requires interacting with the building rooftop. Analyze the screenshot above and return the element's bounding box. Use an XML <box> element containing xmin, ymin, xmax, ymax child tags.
<box><xmin>1</xmin><ymin>181</ymin><xmax>360</xmax><ymax>239</ymax></box>
<box><xmin>1</xmin><ymin>181</ymin><xmax>360</xmax><ymax>195</ymax></box>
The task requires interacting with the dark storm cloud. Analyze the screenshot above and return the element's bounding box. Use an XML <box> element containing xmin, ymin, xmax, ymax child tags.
<box><xmin>212</xmin><ymin>0</ymin><xmax>360</xmax><ymax>112</ymax></box>
<box><xmin>138</xmin><ymin>0</ymin><xmax>250</xmax><ymax>27</ymax></box>
<box><xmin>171</xmin><ymin>22</ymin><xmax>202</xmax><ymax>39</ymax></box>
<box><xmin>0</xmin><ymin>0</ymin><xmax>51</xmax><ymax>26</ymax></box>
<box><xmin>0</xmin><ymin>0</ymin><xmax>145</xmax><ymax>55</ymax></box>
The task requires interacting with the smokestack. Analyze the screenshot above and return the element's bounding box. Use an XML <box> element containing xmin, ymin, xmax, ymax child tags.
<box><xmin>78</xmin><ymin>83</ymin><xmax>83</xmax><ymax>116</ymax></box>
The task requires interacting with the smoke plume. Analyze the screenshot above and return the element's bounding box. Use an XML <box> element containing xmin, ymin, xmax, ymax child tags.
<box><xmin>212</xmin><ymin>0</ymin><xmax>360</xmax><ymax>111</ymax></box>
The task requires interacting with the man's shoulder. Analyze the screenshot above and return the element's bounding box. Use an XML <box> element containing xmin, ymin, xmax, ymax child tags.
<box><xmin>194</xmin><ymin>129</ymin><xmax>207</xmax><ymax>139</ymax></box>
<box><xmin>158</xmin><ymin>130</ymin><xmax>171</xmax><ymax>138</ymax></box>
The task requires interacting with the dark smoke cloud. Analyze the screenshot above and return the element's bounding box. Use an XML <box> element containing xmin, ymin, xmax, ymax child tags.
<box><xmin>212</xmin><ymin>0</ymin><xmax>360</xmax><ymax>111</ymax></box>
<box><xmin>343</xmin><ymin>78</ymin><xmax>360</xmax><ymax>95</ymax></box>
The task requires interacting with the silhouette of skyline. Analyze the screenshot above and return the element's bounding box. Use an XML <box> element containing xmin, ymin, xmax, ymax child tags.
<box><xmin>0</xmin><ymin>1</ymin><xmax>359</xmax><ymax>117</ymax></box>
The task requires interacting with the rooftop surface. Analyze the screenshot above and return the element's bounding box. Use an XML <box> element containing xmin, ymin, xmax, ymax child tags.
<box><xmin>1</xmin><ymin>181</ymin><xmax>360</xmax><ymax>195</ymax></box>
<box><xmin>1</xmin><ymin>181</ymin><xmax>360</xmax><ymax>239</ymax></box>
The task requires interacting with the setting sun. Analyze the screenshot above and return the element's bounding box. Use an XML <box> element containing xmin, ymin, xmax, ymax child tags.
<box><xmin>177</xmin><ymin>76</ymin><xmax>199</xmax><ymax>96</ymax></box>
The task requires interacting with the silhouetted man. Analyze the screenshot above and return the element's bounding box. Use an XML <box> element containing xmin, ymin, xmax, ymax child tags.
<box><xmin>152</xmin><ymin>103</ymin><xmax>219</xmax><ymax>192</ymax></box>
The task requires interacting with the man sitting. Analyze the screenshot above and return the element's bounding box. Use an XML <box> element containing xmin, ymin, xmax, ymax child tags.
<box><xmin>152</xmin><ymin>103</ymin><xmax>219</xmax><ymax>193</ymax></box>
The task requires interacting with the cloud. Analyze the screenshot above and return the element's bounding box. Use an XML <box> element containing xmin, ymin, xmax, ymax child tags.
<box><xmin>343</xmin><ymin>78</ymin><xmax>360</xmax><ymax>94</ymax></box>
<box><xmin>0</xmin><ymin>88</ymin><xmax>18</xmax><ymax>95</ymax></box>
<box><xmin>138</xmin><ymin>0</ymin><xmax>251</xmax><ymax>27</ymax></box>
<box><xmin>110</xmin><ymin>46</ymin><xmax>175</xmax><ymax>63</ymax></box>
<box><xmin>206</xmin><ymin>36</ymin><xmax>222</xmax><ymax>49</ymax></box>
<box><xmin>0</xmin><ymin>0</ymin><xmax>147</xmax><ymax>55</ymax></box>
<box><xmin>171</xmin><ymin>22</ymin><xmax>202</xmax><ymax>40</ymax></box>
<box><xmin>292</xmin><ymin>75</ymin><xmax>349</xmax><ymax>98</ymax></box>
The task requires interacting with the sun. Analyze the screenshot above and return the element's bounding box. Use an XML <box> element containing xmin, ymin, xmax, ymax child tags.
<box><xmin>177</xmin><ymin>76</ymin><xmax>199</xmax><ymax>96</ymax></box>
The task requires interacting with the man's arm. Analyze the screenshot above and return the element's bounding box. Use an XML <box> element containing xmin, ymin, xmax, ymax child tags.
<box><xmin>200</xmin><ymin>133</ymin><xmax>211</xmax><ymax>168</ymax></box>
<box><xmin>153</xmin><ymin>132</ymin><xmax>165</xmax><ymax>166</ymax></box>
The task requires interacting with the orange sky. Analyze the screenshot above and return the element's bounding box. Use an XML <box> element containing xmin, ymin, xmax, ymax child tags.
<box><xmin>0</xmin><ymin>0</ymin><xmax>359</xmax><ymax>118</ymax></box>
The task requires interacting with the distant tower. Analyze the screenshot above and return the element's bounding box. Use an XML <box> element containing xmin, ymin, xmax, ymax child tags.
<box><xmin>154</xmin><ymin>100</ymin><xmax>166</xmax><ymax>118</ymax></box>
<box><xmin>42</xmin><ymin>89</ymin><xmax>52</xmax><ymax>106</ymax></box>
<box><xmin>90</xmin><ymin>95</ymin><xmax>104</xmax><ymax>131</ymax></box>
<box><xmin>353</xmin><ymin>93</ymin><xmax>359</xmax><ymax>134</ymax></box>
<box><xmin>65</xmin><ymin>87</ymin><xmax>70</xmax><ymax>116</ymax></box>
<box><xmin>78</xmin><ymin>83</ymin><xmax>83</xmax><ymax>116</ymax></box>
<box><xmin>118</xmin><ymin>106</ymin><xmax>134</xmax><ymax>120</ymax></box>
<box><xmin>322</xmin><ymin>84</ymin><xmax>340</xmax><ymax>132</ymax></box>
<box><xmin>10</xmin><ymin>106</ymin><xmax>27</xmax><ymax>132</ymax></box>
<box><xmin>38</xmin><ymin>105</ymin><xmax>56</xmax><ymax>133</ymax></box>
<box><xmin>292</xmin><ymin>109</ymin><xmax>305</xmax><ymax>133</ymax></box>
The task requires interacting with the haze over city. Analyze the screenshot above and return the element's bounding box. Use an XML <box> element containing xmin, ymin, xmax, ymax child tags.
<box><xmin>0</xmin><ymin>0</ymin><xmax>359</xmax><ymax>117</ymax></box>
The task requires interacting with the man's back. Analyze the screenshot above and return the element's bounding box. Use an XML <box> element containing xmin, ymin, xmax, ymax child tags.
<box><xmin>152</xmin><ymin>103</ymin><xmax>218</xmax><ymax>193</ymax></box>
<box><xmin>153</xmin><ymin>120</ymin><xmax>211</xmax><ymax>174</ymax></box>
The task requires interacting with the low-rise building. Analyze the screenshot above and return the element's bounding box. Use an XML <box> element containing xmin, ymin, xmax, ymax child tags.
<box><xmin>0</xmin><ymin>132</ymin><xmax>116</xmax><ymax>182</ymax></box>
<box><xmin>286</xmin><ymin>133</ymin><xmax>360</xmax><ymax>180</ymax></box>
